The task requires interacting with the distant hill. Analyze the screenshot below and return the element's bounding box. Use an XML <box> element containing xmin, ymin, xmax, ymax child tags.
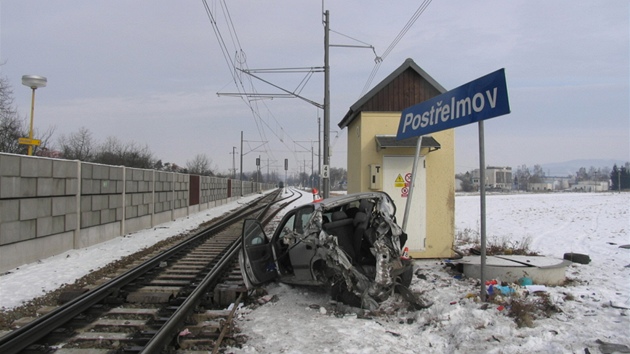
<box><xmin>539</xmin><ymin>159</ymin><xmax>628</xmax><ymax>177</ymax></box>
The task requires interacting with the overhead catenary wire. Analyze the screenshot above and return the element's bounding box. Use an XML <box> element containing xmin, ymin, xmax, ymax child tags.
<box><xmin>202</xmin><ymin>0</ymin><xmax>313</xmax><ymax>169</ymax></box>
<box><xmin>207</xmin><ymin>0</ymin><xmax>330</xmax><ymax>171</ymax></box>
<box><xmin>202</xmin><ymin>0</ymin><xmax>268</xmax><ymax>159</ymax></box>
<box><xmin>204</xmin><ymin>2</ymin><xmax>431</xmax><ymax>174</ymax></box>
<box><xmin>359</xmin><ymin>0</ymin><xmax>432</xmax><ymax>96</ymax></box>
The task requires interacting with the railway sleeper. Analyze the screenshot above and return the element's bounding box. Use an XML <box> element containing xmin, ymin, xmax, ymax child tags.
<box><xmin>70</xmin><ymin>331</ymin><xmax>135</xmax><ymax>345</ymax></box>
<box><xmin>52</xmin><ymin>348</ymin><xmax>112</xmax><ymax>354</ymax></box>
<box><xmin>91</xmin><ymin>319</ymin><xmax>148</xmax><ymax>329</ymax></box>
<box><xmin>126</xmin><ymin>291</ymin><xmax>173</xmax><ymax>304</ymax></box>
<box><xmin>148</xmin><ymin>279</ymin><xmax>191</xmax><ymax>286</ymax></box>
<box><xmin>105</xmin><ymin>307</ymin><xmax>160</xmax><ymax>319</ymax></box>
<box><xmin>155</xmin><ymin>274</ymin><xmax>199</xmax><ymax>281</ymax></box>
<box><xmin>213</xmin><ymin>284</ymin><xmax>247</xmax><ymax>307</ymax></box>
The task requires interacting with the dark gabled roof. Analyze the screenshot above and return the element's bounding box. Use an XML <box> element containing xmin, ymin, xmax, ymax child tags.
<box><xmin>338</xmin><ymin>58</ymin><xmax>446</xmax><ymax>130</ymax></box>
<box><xmin>375</xmin><ymin>135</ymin><xmax>441</xmax><ymax>152</ymax></box>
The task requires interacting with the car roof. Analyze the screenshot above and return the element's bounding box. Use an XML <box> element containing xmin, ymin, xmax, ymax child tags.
<box><xmin>313</xmin><ymin>191</ymin><xmax>389</xmax><ymax>210</ymax></box>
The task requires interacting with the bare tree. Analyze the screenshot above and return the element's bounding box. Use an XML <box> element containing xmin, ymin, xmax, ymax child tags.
<box><xmin>268</xmin><ymin>170</ymin><xmax>280</xmax><ymax>184</ymax></box>
<box><xmin>58</xmin><ymin>127</ymin><xmax>95</xmax><ymax>161</ymax></box>
<box><xmin>330</xmin><ymin>167</ymin><xmax>347</xmax><ymax>190</ymax></box>
<box><xmin>0</xmin><ymin>115</ymin><xmax>27</xmax><ymax>153</ymax></box>
<box><xmin>514</xmin><ymin>165</ymin><xmax>531</xmax><ymax>191</ymax></box>
<box><xmin>598</xmin><ymin>166</ymin><xmax>611</xmax><ymax>182</ymax></box>
<box><xmin>0</xmin><ymin>75</ymin><xmax>27</xmax><ymax>153</ymax></box>
<box><xmin>93</xmin><ymin>136</ymin><xmax>154</xmax><ymax>168</ymax></box>
<box><xmin>529</xmin><ymin>164</ymin><xmax>546</xmax><ymax>183</ymax></box>
<box><xmin>186</xmin><ymin>154</ymin><xmax>215</xmax><ymax>176</ymax></box>
<box><xmin>456</xmin><ymin>172</ymin><xmax>475</xmax><ymax>192</ymax></box>
<box><xmin>162</xmin><ymin>162</ymin><xmax>183</xmax><ymax>172</ymax></box>
<box><xmin>33</xmin><ymin>126</ymin><xmax>56</xmax><ymax>154</ymax></box>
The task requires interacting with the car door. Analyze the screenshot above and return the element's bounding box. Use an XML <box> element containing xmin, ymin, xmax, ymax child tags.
<box><xmin>274</xmin><ymin>205</ymin><xmax>318</xmax><ymax>283</ymax></box>
<box><xmin>240</xmin><ymin>219</ymin><xmax>278</xmax><ymax>286</ymax></box>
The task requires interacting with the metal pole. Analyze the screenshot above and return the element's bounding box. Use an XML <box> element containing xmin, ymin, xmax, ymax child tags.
<box><xmin>240</xmin><ymin>131</ymin><xmax>244</xmax><ymax>196</ymax></box>
<box><xmin>303</xmin><ymin>159</ymin><xmax>306</xmax><ymax>187</ymax></box>
<box><xmin>318</xmin><ymin>116</ymin><xmax>322</xmax><ymax>191</ymax></box>
<box><xmin>322</xmin><ymin>10</ymin><xmax>331</xmax><ymax>199</ymax></box>
<box><xmin>27</xmin><ymin>88</ymin><xmax>36</xmax><ymax>156</ymax></box>
<box><xmin>478</xmin><ymin>121</ymin><xmax>488</xmax><ymax>301</ymax></box>
<box><xmin>232</xmin><ymin>147</ymin><xmax>236</xmax><ymax>179</ymax></box>
<box><xmin>402</xmin><ymin>136</ymin><xmax>422</xmax><ymax>232</ymax></box>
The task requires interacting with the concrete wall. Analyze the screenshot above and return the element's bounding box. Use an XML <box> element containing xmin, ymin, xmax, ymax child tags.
<box><xmin>0</xmin><ymin>153</ymin><xmax>274</xmax><ymax>272</ymax></box>
<box><xmin>345</xmin><ymin>112</ymin><xmax>455</xmax><ymax>259</ymax></box>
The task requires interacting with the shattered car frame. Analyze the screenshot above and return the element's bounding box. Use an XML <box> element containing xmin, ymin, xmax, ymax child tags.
<box><xmin>239</xmin><ymin>191</ymin><xmax>413</xmax><ymax>309</ymax></box>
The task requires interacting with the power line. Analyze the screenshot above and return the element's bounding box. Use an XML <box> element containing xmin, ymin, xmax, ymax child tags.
<box><xmin>203</xmin><ymin>2</ymin><xmax>432</xmax><ymax>174</ymax></box>
<box><xmin>203</xmin><ymin>1</ymin><xmax>332</xmax><ymax>174</ymax></box>
<box><xmin>203</xmin><ymin>0</ymin><xmax>313</xmax><ymax>165</ymax></box>
<box><xmin>360</xmin><ymin>0</ymin><xmax>432</xmax><ymax>96</ymax></box>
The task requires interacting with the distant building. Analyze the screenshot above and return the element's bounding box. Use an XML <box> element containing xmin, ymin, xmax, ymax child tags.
<box><xmin>571</xmin><ymin>181</ymin><xmax>609</xmax><ymax>192</ymax></box>
<box><xmin>471</xmin><ymin>166</ymin><xmax>512</xmax><ymax>190</ymax></box>
<box><xmin>528</xmin><ymin>182</ymin><xmax>554</xmax><ymax>192</ymax></box>
<box><xmin>541</xmin><ymin>176</ymin><xmax>572</xmax><ymax>191</ymax></box>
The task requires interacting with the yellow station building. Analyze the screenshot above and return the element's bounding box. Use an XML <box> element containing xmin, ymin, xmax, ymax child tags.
<box><xmin>337</xmin><ymin>58</ymin><xmax>455</xmax><ymax>259</ymax></box>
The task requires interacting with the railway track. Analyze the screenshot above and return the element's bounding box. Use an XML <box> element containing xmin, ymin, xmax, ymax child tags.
<box><xmin>0</xmin><ymin>188</ymin><xmax>304</xmax><ymax>354</ymax></box>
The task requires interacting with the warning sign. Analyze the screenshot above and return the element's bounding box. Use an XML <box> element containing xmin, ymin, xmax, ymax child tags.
<box><xmin>394</xmin><ymin>174</ymin><xmax>405</xmax><ymax>188</ymax></box>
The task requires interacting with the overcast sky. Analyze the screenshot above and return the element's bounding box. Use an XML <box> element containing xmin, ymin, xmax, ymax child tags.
<box><xmin>1</xmin><ymin>1</ymin><xmax>628</xmax><ymax>175</ymax></box>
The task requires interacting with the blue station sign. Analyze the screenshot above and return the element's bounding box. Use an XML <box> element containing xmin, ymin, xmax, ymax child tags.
<box><xmin>396</xmin><ymin>68</ymin><xmax>510</xmax><ymax>139</ymax></box>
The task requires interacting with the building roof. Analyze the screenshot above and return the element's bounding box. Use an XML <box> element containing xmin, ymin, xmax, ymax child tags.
<box><xmin>375</xmin><ymin>135</ymin><xmax>441</xmax><ymax>152</ymax></box>
<box><xmin>338</xmin><ymin>58</ymin><xmax>446</xmax><ymax>130</ymax></box>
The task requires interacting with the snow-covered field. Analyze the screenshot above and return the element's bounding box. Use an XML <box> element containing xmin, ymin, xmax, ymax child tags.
<box><xmin>1</xmin><ymin>191</ymin><xmax>629</xmax><ymax>353</ymax></box>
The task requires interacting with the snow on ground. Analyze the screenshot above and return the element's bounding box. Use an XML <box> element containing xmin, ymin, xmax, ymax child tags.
<box><xmin>1</xmin><ymin>191</ymin><xmax>629</xmax><ymax>353</ymax></box>
<box><xmin>228</xmin><ymin>192</ymin><xmax>630</xmax><ymax>354</ymax></box>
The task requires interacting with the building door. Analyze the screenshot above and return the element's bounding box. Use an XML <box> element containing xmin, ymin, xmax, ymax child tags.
<box><xmin>382</xmin><ymin>155</ymin><xmax>426</xmax><ymax>252</ymax></box>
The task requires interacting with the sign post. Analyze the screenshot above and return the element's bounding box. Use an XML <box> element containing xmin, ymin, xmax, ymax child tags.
<box><xmin>284</xmin><ymin>158</ymin><xmax>288</xmax><ymax>194</ymax></box>
<box><xmin>396</xmin><ymin>68</ymin><xmax>510</xmax><ymax>301</ymax></box>
<box><xmin>478</xmin><ymin>121</ymin><xmax>488</xmax><ymax>301</ymax></box>
<box><xmin>401</xmin><ymin>136</ymin><xmax>422</xmax><ymax>233</ymax></box>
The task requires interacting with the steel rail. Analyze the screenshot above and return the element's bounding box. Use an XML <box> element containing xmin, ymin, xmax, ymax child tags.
<box><xmin>141</xmin><ymin>188</ymin><xmax>302</xmax><ymax>352</ymax></box>
<box><xmin>141</xmin><ymin>188</ymin><xmax>302</xmax><ymax>353</ymax></box>
<box><xmin>0</xmin><ymin>191</ymin><xmax>279</xmax><ymax>354</ymax></box>
<box><xmin>140</xmin><ymin>232</ymin><xmax>243</xmax><ymax>353</ymax></box>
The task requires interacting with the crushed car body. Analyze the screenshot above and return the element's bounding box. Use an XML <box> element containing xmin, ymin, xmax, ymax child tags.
<box><xmin>239</xmin><ymin>191</ymin><xmax>414</xmax><ymax>309</ymax></box>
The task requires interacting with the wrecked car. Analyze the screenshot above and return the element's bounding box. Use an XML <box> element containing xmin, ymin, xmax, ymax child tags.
<box><xmin>239</xmin><ymin>191</ymin><xmax>413</xmax><ymax>309</ymax></box>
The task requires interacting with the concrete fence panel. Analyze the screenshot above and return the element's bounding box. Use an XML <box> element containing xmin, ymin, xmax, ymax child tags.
<box><xmin>1</xmin><ymin>153</ymin><xmax>276</xmax><ymax>272</ymax></box>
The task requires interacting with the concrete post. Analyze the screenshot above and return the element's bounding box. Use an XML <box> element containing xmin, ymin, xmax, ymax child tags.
<box><xmin>74</xmin><ymin>160</ymin><xmax>81</xmax><ymax>249</ymax></box>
